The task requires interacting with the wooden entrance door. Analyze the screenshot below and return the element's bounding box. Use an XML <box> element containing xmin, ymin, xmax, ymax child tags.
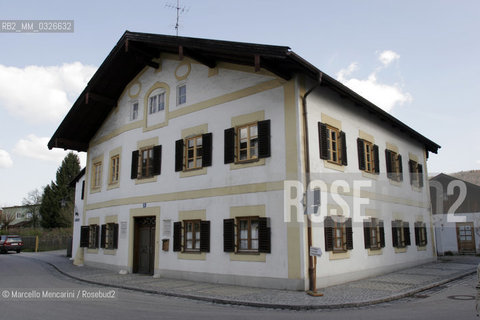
<box><xmin>456</xmin><ymin>222</ymin><xmax>476</xmax><ymax>254</ymax></box>
<box><xmin>133</xmin><ymin>216</ymin><xmax>156</xmax><ymax>275</ymax></box>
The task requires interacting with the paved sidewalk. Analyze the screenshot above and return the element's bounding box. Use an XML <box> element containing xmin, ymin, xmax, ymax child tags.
<box><xmin>20</xmin><ymin>251</ymin><xmax>479</xmax><ymax>310</ymax></box>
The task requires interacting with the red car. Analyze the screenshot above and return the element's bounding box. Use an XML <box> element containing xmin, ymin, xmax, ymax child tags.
<box><xmin>0</xmin><ymin>235</ymin><xmax>24</xmax><ymax>253</ymax></box>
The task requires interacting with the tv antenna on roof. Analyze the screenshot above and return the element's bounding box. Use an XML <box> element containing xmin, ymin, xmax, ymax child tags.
<box><xmin>165</xmin><ymin>0</ymin><xmax>189</xmax><ymax>36</ymax></box>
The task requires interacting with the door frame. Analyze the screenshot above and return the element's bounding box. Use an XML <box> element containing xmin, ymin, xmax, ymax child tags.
<box><xmin>456</xmin><ymin>222</ymin><xmax>476</xmax><ymax>254</ymax></box>
<box><xmin>128</xmin><ymin>206</ymin><xmax>160</xmax><ymax>275</ymax></box>
<box><xmin>133</xmin><ymin>216</ymin><xmax>156</xmax><ymax>274</ymax></box>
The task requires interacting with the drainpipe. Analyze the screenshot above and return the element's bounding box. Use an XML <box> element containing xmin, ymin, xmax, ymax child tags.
<box><xmin>301</xmin><ymin>72</ymin><xmax>323</xmax><ymax>294</ymax></box>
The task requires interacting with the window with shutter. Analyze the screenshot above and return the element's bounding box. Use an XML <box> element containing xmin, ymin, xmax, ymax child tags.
<box><xmin>132</xmin><ymin>145</ymin><xmax>162</xmax><ymax>179</ymax></box>
<box><xmin>104</xmin><ymin>223</ymin><xmax>118</xmax><ymax>250</ymax></box>
<box><xmin>392</xmin><ymin>220</ymin><xmax>410</xmax><ymax>248</ymax></box>
<box><xmin>225</xmin><ymin>120</ymin><xmax>271</xmax><ymax>165</ymax></box>
<box><xmin>414</xmin><ymin>222</ymin><xmax>427</xmax><ymax>246</ymax></box>
<box><xmin>364</xmin><ymin>218</ymin><xmax>384</xmax><ymax>250</ymax></box>
<box><xmin>88</xmin><ymin>224</ymin><xmax>99</xmax><ymax>249</ymax></box>
<box><xmin>318</xmin><ymin>122</ymin><xmax>346</xmax><ymax>166</ymax></box>
<box><xmin>409</xmin><ymin>159</ymin><xmax>424</xmax><ymax>188</ymax></box>
<box><xmin>176</xmin><ymin>133</ymin><xmax>212</xmax><ymax>172</ymax></box>
<box><xmin>386</xmin><ymin>149</ymin><xmax>403</xmax><ymax>182</ymax></box>
<box><xmin>358</xmin><ymin>139</ymin><xmax>379</xmax><ymax>174</ymax></box>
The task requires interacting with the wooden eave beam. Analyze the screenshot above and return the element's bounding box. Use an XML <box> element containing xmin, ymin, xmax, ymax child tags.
<box><xmin>127</xmin><ymin>43</ymin><xmax>159</xmax><ymax>69</ymax></box>
<box><xmin>183</xmin><ymin>47</ymin><xmax>217</xmax><ymax>69</ymax></box>
<box><xmin>49</xmin><ymin>138</ymin><xmax>88</xmax><ymax>152</ymax></box>
<box><xmin>85</xmin><ymin>92</ymin><xmax>116</xmax><ymax>106</ymax></box>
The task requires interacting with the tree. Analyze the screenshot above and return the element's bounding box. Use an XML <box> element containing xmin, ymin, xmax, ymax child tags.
<box><xmin>22</xmin><ymin>188</ymin><xmax>42</xmax><ymax>229</ymax></box>
<box><xmin>0</xmin><ymin>210</ymin><xmax>15</xmax><ymax>231</ymax></box>
<box><xmin>40</xmin><ymin>152</ymin><xmax>80</xmax><ymax>228</ymax></box>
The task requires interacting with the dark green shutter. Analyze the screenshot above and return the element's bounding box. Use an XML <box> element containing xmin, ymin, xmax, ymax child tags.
<box><xmin>224</xmin><ymin>128</ymin><xmax>235</xmax><ymax>164</ymax></box>
<box><xmin>173</xmin><ymin>222</ymin><xmax>182</xmax><ymax>252</ymax></box>
<box><xmin>200</xmin><ymin>220</ymin><xmax>210</xmax><ymax>252</ymax></box>
<box><xmin>175</xmin><ymin>139</ymin><xmax>184</xmax><ymax>172</ymax></box>
<box><xmin>414</xmin><ymin>222</ymin><xmax>420</xmax><ymax>246</ymax></box>
<box><xmin>152</xmin><ymin>145</ymin><xmax>162</xmax><ymax>176</ymax></box>
<box><xmin>324</xmin><ymin>216</ymin><xmax>334</xmax><ymax>252</ymax></box>
<box><xmin>100</xmin><ymin>224</ymin><xmax>106</xmax><ymax>248</ymax></box>
<box><xmin>418</xmin><ymin>164</ymin><xmax>424</xmax><ymax>187</ymax></box>
<box><xmin>363</xmin><ymin>220</ymin><xmax>371</xmax><ymax>249</ymax></box>
<box><xmin>373</xmin><ymin>145</ymin><xmax>380</xmax><ymax>174</ymax></box>
<box><xmin>80</xmin><ymin>226</ymin><xmax>89</xmax><ymax>248</ymax></box>
<box><xmin>357</xmin><ymin>139</ymin><xmax>366</xmax><ymax>171</ymax></box>
<box><xmin>318</xmin><ymin>122</ymin><xmax>328</xmax><ymax>160</ymax></box>
<box><xmin>424</xmin><ymin>225</ymin><xmax>428</xmax><ymax>245</ymax></box>
<box><xmin>94</xmin><ymin>225</ymin><xmax>100</xmax><ymax>248</ymax></box>
<box><xmin>258</xmin><ymin>217</ymin><xmax>271</xmax><ymax>253</ymax></box>
<box><xmin>379</xmin><ymin>220</ymin><xmax>385</xmax><ymax>248</ymax></box>
<box><xmin>131</xmin><ymin>150</ymin><xmax>139</xmax><ymax>179</ymax></box>
<box><xmin>202</xmin><ymin>133</ymin><xmax>213</xmax><ymax>167</ymax></box>
<box><xmin>392</xmin><ymin>221</ymin><xmax>399</xmax><ymax>248</ymax></box>
<box><xmin>258</xmin><ymin>120</ymin><xmax>271</xmax><ymax>158</ymax></box>
<box><xmin>340</xmin><ymin>131</ymin><xmax>347</xmax><ymax>166</ymax></box>
<box><xmin>408</xmin><ymin>160</ymin><xmax>415</xmax><ymax>185</ymax></box>
<box><xmin>223</xmin><ymin>219</ymin><xmax>235</xmax><ymax>252</ymax></box>
<box><xmin>385</xmin><ymin>149</ymin><xmax>393</xmax><ymax>179</ymax></box>
<box><xmin>397</xmin><ymin>154</ymin><xmax>403</xmax><ymax>181</ymax></box>
<box><xmin>345</xmin><ymin>218</ymin><xmax>353</xmax><ymax>250</ymax></box>
<box><xmin>113</xmin><ymin>223</ymin><xmax>119</xmax><ymax>249</ymax></box>
<box><xmin>404</xmin><ymin>221</ymin><xmax>410</xmax><ymax>246</ymax></box>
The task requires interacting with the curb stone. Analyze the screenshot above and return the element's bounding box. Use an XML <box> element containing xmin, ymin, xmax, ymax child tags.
<box><xmin>30</xmin><ymin>257</ymin><xmax>475</xmax><ymax>310</ymax></box>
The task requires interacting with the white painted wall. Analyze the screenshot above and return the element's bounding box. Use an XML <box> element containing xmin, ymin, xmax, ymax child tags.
<box><xmin>72</xmin><ymin>174</ymin><xmax>85</xmax><ymax>260</ymax></box>
<box><xmin>305</xmin><ymin>85</ymin><xmax>435</xmax><ymax>287</ymax></box>
<box><xmin>433</xmin><ymin>213</ymin><xmax>480</xmax><ymax>255</ymax></box>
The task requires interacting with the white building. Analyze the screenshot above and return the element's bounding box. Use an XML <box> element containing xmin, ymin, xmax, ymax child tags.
<box><xmin>430</xmin><ymin>173</ymin><xmax>480</xmax><ymax>255</ymax></box>
<box><xmin>49</xmin><ymin>31</ymin><xmax>440</xmax><ymax>290</ymax></box>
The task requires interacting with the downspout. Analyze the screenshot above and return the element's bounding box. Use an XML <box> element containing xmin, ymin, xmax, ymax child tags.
<box><xmin>301</xmin><ymin>72</ymin><xmax>323</xmax><ymax>293</ymax></box>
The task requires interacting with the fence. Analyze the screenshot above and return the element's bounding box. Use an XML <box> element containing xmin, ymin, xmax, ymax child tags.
<box><xmin>22</xmin><ymin>235</ymin><xmax>72</xmax><ymax>252</ymax></box>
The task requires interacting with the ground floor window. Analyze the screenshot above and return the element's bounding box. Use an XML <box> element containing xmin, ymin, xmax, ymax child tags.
<box><xmin>364</xmin><ymin>218</ymin><xmax>385</xmax><ymax>250</ymax></box>
<box><xmin>223</xmin><ymin>217</ymin><xmax>271</xmax><ymax>254</ymax></box>
<box><xmin>80</xmin><ymin>225</ymin><xmax>99</xmax><ymax>249</ymax></box>
<box><xmin>392</xmin><ymin>220</ymin><xmax>411</xmax><ymax>248</ymax></box>
<box><xmin>414</xmin><ymin>222</ymin><xmax>427</xmax><ymax>246</ymax></box>
<box><xmin>101</xmin><ymin>223</ymin><xmax>119</xmax><ymax>249</ymax></box>
<box><xmin>173</xmin><ymin>220</ymin><xmax>210</xmax><ymax>253</ymax></box>
<box><xmin>324</xmin><ymin>216</ymin><xmax>353</xmax><ymax>252</ymax></box>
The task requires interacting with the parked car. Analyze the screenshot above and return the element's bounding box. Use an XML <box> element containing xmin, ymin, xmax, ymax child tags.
<box><xmin>0</xmin><ymin>235</ymin><xmax>24</xmax><ymax>253</ymax></box>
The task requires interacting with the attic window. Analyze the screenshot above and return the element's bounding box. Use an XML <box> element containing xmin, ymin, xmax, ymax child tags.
<box><xmin>177</xmin><ymin>84</ymin><xmax>186</xmax><ymax>105</ymax></box>
<box><xmin>149</xmin><ymin>91</ymin><xmax>165</xmax><ymax>114</ymax></box>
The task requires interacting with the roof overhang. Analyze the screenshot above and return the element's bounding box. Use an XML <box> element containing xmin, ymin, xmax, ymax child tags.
<box><xmin>48</xmin><ymin>31</ymin><xmax>440</xmax><ymax>154</ymax></box>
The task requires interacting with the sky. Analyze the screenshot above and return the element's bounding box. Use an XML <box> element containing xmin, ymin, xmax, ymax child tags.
<box><xmin>0</xmin><ymin>0</ymin><xmax>479</xmax><ymax>207</ymax></box>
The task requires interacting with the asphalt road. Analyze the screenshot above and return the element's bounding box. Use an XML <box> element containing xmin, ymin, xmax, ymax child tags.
<box><xmin>0</xmin><ymin>252</ymin><xmax>477</xmax><ymax>320</ymax></box>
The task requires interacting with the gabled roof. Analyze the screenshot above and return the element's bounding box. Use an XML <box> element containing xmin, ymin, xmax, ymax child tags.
<box><xmin>69</xmin><ymin>167</ymin><xmax>86</xmax><ymax>187</ymax></box>
<box><xmin>48</xmin><ymin>31</ymin><xmax>440</xmax><ymax>154</ymax></box>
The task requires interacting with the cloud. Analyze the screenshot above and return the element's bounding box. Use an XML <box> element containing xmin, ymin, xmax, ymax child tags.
<box><xmin>0</xmin><ymin>149</ymin><xmax>13</xmax><ymax>168</ymax></box>
<box><xmin>13</xmin><ymin>134</ymin><xmax>87</xmax><ymax>167</ymax></box>
<box><xmin>13</xmin><ymin>134</ymin><xmax>70</xmax><ymax>163</ymax></box>
<box><xmin>0</xmin><ymin>62</ymin><xmax>96</xmax><ymax>123</ymax></box>
<box><xmin>378</xmin><ymin>50</ymin><xmax>400</xmax><ymax>66</ymax></box>
<box><xmin>336</xmin><ymin>50</ymin><xmax>411</xmax><ymax>112</ymax></box>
